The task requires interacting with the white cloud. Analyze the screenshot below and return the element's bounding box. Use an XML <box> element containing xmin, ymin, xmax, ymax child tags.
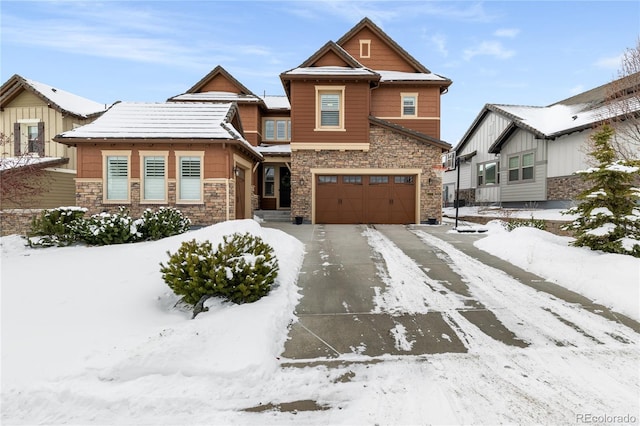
<box><xmin>595</xmin><ymin>54</ymin><xmax>623</xmax><ymax>70</ymax></box>
<box><xmin>463</xmin><ymin>41</ymin><xmax>515</xmax><ymax>61</ymax></box>
<box><xmin>494</xmin><ymin>28</ymin><xmax>520</xmax><ymax>38</ymax></box>
<box><xmin>429</xmin><ymin>34</ymin><xmax>448</xmax><ymax>57</ymax></box>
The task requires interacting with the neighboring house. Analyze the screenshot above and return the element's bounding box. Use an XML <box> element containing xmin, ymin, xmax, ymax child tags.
<box><xmin>53</xmin><ymin>102</ymin><xmax>263</xmax><ymax>224</ymax></box>
<box><xmin>0</xmin><ymin>74</ymin><xmax>108</xmax><ymax>208</ymax></box>
<box><xmin>55</xmin><ymin>17</ymin><xmax>452</xmax><ymax>226</ymax></box>
<box><xmin>443</xmin><ymin>73</ymin><xmax>640</xmax><ymax>208</ymax></box>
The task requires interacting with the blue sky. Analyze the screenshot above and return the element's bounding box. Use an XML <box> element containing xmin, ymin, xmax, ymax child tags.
<box><xmin>2</xmin><ymin>0</ymin><xmax>638</xmax><ymax>144</ymax></box>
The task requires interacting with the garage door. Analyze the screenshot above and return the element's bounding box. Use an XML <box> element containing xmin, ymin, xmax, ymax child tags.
<box><xmin>316</xmin><ymin>174</ymin><xmax>416</xmax><ymax>224</ymax></box>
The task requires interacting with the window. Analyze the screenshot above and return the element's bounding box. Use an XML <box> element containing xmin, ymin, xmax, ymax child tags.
<box><xmin>402</xmin><ymin>94</ymin><xmax>417</xmax><ymax>117</ymax></box>
<box><xmin>178</xmin><ymin>155</ymin><xmax>202</xmax><ymax>201</ymax></box>
<box><xmin>477</xmin><ymin>161</ymin><xmax>499</xmax><ymax>186</ymax></box>
<box><xmin>360</xmin><ymin>39</ymin><xmax>371</xmax><ymax>58</ymax></box>
<box><xmin>394</xmin><ymin>176</ymin><xmax>414</xmax><ymax>184</ymax></box>
<box><xmin>263</xmin><ymin>119</ymin><xmax>291</xmax><ymax>141</ymax></box>
<box><xmin>369</xmin><ymin>176</ymin><xmax>389</xmax><ymax>184</ymax></box>
<box><xmin>105</xmin><ymin>155</ymin><xmax>129</xmax><ymax>201</ymax></box>
<box><xmin>508</xmin><ymin>152</ymin><xmax>535</xmax><ymax>182</ymax></box>
<box><xmin>444</xmin><ymin>151</ymin><xmax>456</xmax><ymax>170</ymax></box>
<box><xmin>141</xmin><ymin>152</ymin><xmax>168</xmax><ymax>202</ymax></box>
<box><xmin>318</xmin><ymin>175</ymin><xmax>337</xmax><ymax>184</ymax></box>
<box><xmin>14</xmin><ymin>120</ymin><xmax>43</xmax><ymax>155</ymax></box>
<box><xmin>264</xmin><ymin>166</ymin><xmax>275</xmax><ymax>196</ymax></box>
<box><xmin>315</xmin><ymin>86</ymin><xmax>345</xmax><ymax>130</ymax></box>
<box><xmin>343</xmin><ymin>176</ymin><xmax>362</xmax><ymax>184</ymax></box>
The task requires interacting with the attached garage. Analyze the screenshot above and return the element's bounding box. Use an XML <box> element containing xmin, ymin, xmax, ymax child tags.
<box><xmin>315</xmin><ymin>173</ymin><xmax>417</xmax><ymax>224</ymax></box>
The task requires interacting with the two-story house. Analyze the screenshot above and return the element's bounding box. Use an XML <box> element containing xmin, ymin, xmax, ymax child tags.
<box><xmin>0</xmin><ymin>74</ymin><xmax>108</xmax><ymax>208</ymax></box>
<box><xmin>54</xmin><ymin>17</ymin><xmax>452</xmax><ymax>226</ymax></box>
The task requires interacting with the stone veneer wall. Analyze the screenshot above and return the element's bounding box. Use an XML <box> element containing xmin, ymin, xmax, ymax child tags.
<box><xmin>76</xmin><ymin>179</ymin><xmax>234</xmax><ymax>226</ymax></box>
<box><xmin>291</xmin><ymin>125</ymin><xmax>444</xmax><ymax>223</ymax></box>
<box><xmin>0</xmin><ymin>209</ymin><xmax>41</xmax><ymax>236</ymax></box>
<box><xmin>547</xmin><ymin>175</ymin><xmax>590</xmax><ymax>201</ymax></box>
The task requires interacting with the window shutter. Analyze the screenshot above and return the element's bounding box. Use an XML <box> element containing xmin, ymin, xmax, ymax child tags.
<box><xmin>37</xmin><ymin>122</ymin><xmax>45</xmax><ymax>156</ymax></box>
<box><xmin>13</xmin><ymin>123</ymin><xmax>20</xmax><ymax>156</ymax></box>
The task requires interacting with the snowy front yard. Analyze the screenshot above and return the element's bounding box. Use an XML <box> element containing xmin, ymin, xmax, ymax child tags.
<box><xmin>1</xmin><ymin>218</ymin><xmax>638</xmax><ymax>424</ymax></box>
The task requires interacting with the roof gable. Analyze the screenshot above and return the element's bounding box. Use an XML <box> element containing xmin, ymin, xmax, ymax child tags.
<box><xmin>298</xmin><ymin>41</ymin><xmax>365</xmax><ymax>69</ymax></box>
<box><xmin>0</xmin><ymin>74</ymin><xmax>107</xmax><ymax>119</ymax></box>
<box><xmin>186</xmin><ymin>65</ymin><xmax>256</xmax><ymax>96</ymax></box>
<box><xmin>337</xmin><ymin>17</ymin><xmax>430</xmax><ymax>74</ymax></box>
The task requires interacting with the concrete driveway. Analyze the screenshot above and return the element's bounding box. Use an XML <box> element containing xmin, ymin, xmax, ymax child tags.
<box><xmin>265</xmin><ymin>223</ymin><xmax>639</xmax><ymax>361</ymax></box>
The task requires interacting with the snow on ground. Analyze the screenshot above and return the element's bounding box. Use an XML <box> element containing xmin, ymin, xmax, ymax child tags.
<box><xmin>1</xmin><ymin>218</ymin><xmax>639</xmax><ymax>424</ymax></box>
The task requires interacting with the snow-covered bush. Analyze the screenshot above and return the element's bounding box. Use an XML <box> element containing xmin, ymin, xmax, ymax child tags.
<box><xmin>160</xmin><ymin>233</ymin><xmax>279</xmax><ymax>310</ymax></box>
<box><xmin>26</xmin><ymin>207</ymin><xmax>87</xmax><ymax>247</ymax></box>
<box><xmin>563</xmin><ymin>125</ymin><xmax>640</xmax><ymax>257</ymax></box>
<box><xmin>137</xmin><ymin>207</ymin><xmax>191</xmax><ymax>241</ymax></box>
<box><xmin>71</xmin><ymin>207</ymin><xmax>142</xmax><ymax>246</ymax></box>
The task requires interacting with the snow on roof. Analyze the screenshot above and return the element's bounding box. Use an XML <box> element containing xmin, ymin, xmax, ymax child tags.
<box><xmin>256</xmin><ymin>144</ymin><xmax>291</xmax><ymax>155</ymax></box>
<box><xmin>283</xmin><ymin>66</ymin><xmax>378</xmax><ymax>77</ymax></box>
<box><xmin>494</xmin><ymin>96</ymin><xmax>640</xmax><ymax>137</ymax></box>
<box><xmin>168</xmin><ymin>92</ymin><xmax>262</xmax><ymax>103</ymax></box>
<box><xmin>261</xmin><ymin>95</ymin><xmax>290</xmax><ymax>110</ymax></box>
<box><xmin>57</xmin><ymin>102</ymin><xmax>262</xmax><ymax>158</ymax></box>
<box><xmin>377</xmin><ymin>70</ymin><xmax>449</xmax><ymax>82</ymax></box>
<box><xmin>0</xmin><ymin>156</ymin><xmax>66</xmax><ymax>172</ymax></box>
<box><xmin>25</xmin><ymin>78</ymin><xmax>108</xmax><ymax>118</ymax></box>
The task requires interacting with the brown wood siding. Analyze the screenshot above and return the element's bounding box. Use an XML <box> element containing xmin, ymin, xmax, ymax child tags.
<box><xmin>198</xmin><ymin>74</ymin><xmax>239</xmax><ymax>93</ymax></box>
<box><xmin>315</xmin><ymin>51</ymin><xmax>350</xmax><ymax>67</ymax></box>
<box><xmin>371</xmin><ymin>86</ymin><xmax>440</xmax><ymax>118</ymax></box>
<box><xmin>340</xmin><ymin>27</ymin><xmax>415</xmax><ymax>72</ymax></box>
<box><xmin>238</xmin><ymin>104</ymin><xmax>260</xmax><ymax>146</ymax></box>
<box><xmin>290</xmin><ymin>81</ymin><xmax>370</xmax><ymax>144</ymax></box>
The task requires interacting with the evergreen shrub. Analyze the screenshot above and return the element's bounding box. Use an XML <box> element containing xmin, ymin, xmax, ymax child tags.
<box><xmin>160</xmin><ymin>232</ymin><xmax>279</xmax><ymax>307</ymax></box>
<box><xmin>137</xmin><ymin>207</ymin><xmax>191</xmax><ymax>241</ymax></box>
<box><xmin>71</xmin><ymin>207</ymin><xmax>142</xmax><ymax>246</ymax></box>
<box><xmin>27</xmin><ymin>207</ymin><xmax>87</xmax><ymax>247</ymax></box>
<box><xmin>506</xmin><ymin>216</ymin><xmax>546</xmax><ymax>231</ymax></box>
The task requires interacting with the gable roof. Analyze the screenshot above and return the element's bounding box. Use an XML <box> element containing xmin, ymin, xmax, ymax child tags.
<box><xmin>185</xmin><ymin>65</ymin><xmax>256</xmax><ymax>96</ymax></box>
<box><xmin>0</xmin><ymin>74</ymin><xmax>108</xmax><ymax>119</ymax></box>
<box><xmin>54</xmin><ymin>102</ymin><xmax>262</xmax><ymax>159</ymax></box>
<box><xmin>369</xmin><ymin>116</ymin><xmax>451</xmax><ymax>151</ymax></box>
<box><xmin>455</xmin><ymin>73</ymin><xmax>640</xmax><ymax>154</ymax></box>
<box><xmin>337</xmin><ymin>17</ymin><xmax>430</xmax><ymax>74</ymax></box>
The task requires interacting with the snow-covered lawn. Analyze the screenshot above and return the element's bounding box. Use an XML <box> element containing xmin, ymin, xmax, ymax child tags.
<box><xmin>1</xmin><ymin>218</ymin><xmax>638</xmax><ymax>424</ymax></box>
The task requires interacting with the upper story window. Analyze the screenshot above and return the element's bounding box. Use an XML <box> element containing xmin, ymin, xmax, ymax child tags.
<box><xmin>14</xmin><ymin>119</ymin><xmax>44</xmax><ymax>156</ymax></box>
<box><xmin>315</xmin><ymin>86</ymin><xmax>345</xmax><ymax>131</ymax></box>
<box><xmin>508</xmin><ymin>152</ymin><xmax>535</xmax><ymax>182</ymax></box>
<box><xmin>263</xmin><ymin>118</ymin><xmax>291</xmax><ymax>141</ymax></box>
<box><xmin>401</xmin><ymin>93</ymin><xmax>418</xmax><ymax>117</ymax></box>
<box><xmin>359</xmin><ymin>39</ymin><xmax>371</xmax><ymax>58</ymax></box>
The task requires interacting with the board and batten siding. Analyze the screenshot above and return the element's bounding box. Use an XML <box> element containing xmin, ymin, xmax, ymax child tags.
<box><xmin>0</xmin><ymin>90</ymin><xmax>90</xmax><ymax>170</ymax></box>
<box><xmin>499</xmin><ymin>128</ymin><xmax>548</xmax><ymax>202</ymax></box>
<box><xmin>547</xmin><ymin>131</ymin><xmax>591</xmax><ymax>178</ymax></box>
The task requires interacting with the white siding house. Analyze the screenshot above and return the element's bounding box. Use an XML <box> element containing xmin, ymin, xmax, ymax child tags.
<box><xmin>444</xmin><ymin>72</ymin><xmax>640</xmax><ymax>208</ymax></box>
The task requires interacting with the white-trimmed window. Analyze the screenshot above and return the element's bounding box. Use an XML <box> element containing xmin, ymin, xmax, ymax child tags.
<box><xmin>103</xmin><ymin>150</ymin><xmax>131</xmax><ymax>203</ymax></box>
<box><xmin>140</xmin><ymin>151</ymin><xmax>168</xmax><ymax>202</ymax></box>
<box><xmin>263</xmin><ymin>118</ymin><xmax>291</xmax><ymax>141</ymax></box>
<box><xmin>176</xmin><ymin>152</ymin><xmax>204</xmax><ymax>202</ymax></box>
<box><xmin>315</xmin><ymin>86</ymin><xmax>345</xmax><ymax>130</ymax></box>
<box><xmin>15</xmin><ymin>119</ymin><xmax>44</xmax><ymax>155</ymax></box>
<box><xmin>360</xmin><ymin>39</ymin><xmax>371</xmax><ymax>58</ymax></box>
<box><xmin>402</xmin><ymin>94</ymin><xmax>418</xmax><ymax>117</ymax></box>
<box><xmin>508</xmin><ymin>152</ymin><xmax>535</xmax><ymax>182</ymax></box>
<box><xmin>477</xmin><ymin>161</ymin><xmax>499</xmax><ymax>186</ymax></box>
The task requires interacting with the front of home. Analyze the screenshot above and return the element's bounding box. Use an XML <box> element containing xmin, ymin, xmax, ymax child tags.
<box><xmin>53</xmin><ymin>17</ymin><xmax>452</xmax><ymax>226</ymax></box>
<box><xmin>443</xmin><ymin>73</ymin><xmax>640</xmax><ymax>208</ymax></box>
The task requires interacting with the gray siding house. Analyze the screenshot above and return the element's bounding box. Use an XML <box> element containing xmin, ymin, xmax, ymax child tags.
<box><xmin>443</xmin><ymin>72</ymin><xmax>640</xmax><ymax>208</ymax></box>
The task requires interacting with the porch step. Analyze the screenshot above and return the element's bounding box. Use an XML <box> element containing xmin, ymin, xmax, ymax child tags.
<box><xmin>254</xmin><ymin>210</ymin><xmax>292</xmax><ymax>223</ymax></box>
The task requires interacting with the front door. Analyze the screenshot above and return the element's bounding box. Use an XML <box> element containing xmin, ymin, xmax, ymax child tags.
<box><xmin>279</xmin><ymin>167</ymin><xmax>291</xmax><ymax>208</ymax></box>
